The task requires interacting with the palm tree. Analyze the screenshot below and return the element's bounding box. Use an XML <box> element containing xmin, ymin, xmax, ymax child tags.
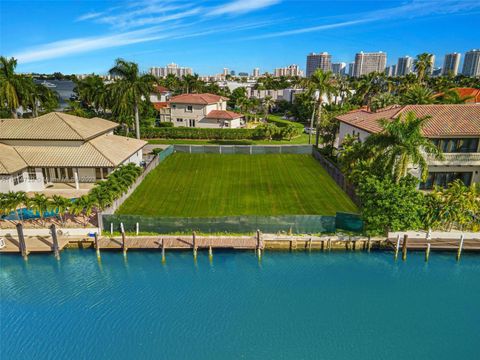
<box><xmin>74</xmin><ymin>75</ymin><xmax>108</xmax><ymax>114</ymax></box>
<box><xmin>366</xmin><ymin>111</ymin><xmax>443</xmax><ymax>183</ymax></box>
<box><xmin>402</xmin><ymin>85</ymin><xmax>436</xmax><ymax>104</ymax></box>
<box><xmin>3</xmin><ymin>191</ymin><xmax>23</xmax><ymax>223</ymax></box>
<box><xmin>21</xmin><ymin>80</ymin><xmax>59</xmax><ymax>117</ymax></box>
<box><xmin>108</xmin><ymin>59</ymin><xmax>157</xmax><ymax>139</ymax></box>
<box><xmin>50</xmin><ymin>195</ymin><xmax>71</xmax><ymax>227</ymax></box>
<box><xmin>413</xmin><ymin>53</ymin><xmax>434</xmax><ymax>84</ymax></box>
<box><xmin>439</xmin><ymin>89</ymin><xmax>474</xmax><ymax>104</ymax></box>
<box><xmin>307</xmin><ymin>69</ymin><xmax>336</xmax><ymax>146</ymax></box>
<box><xmin>262</xmin><ymin>96</ymin><xmax>275</xmax><ymax>119</ymax></box>
<box><xmin>0</xmin><ymin>56</ymin><xmax>23</xmax><ymax>118</ymax></box>
<box><xmin>70</xmin><ymin>195</ymin><xmax>96</xmax><ymax>227</ymax></box>
<box><xmin>30</xmin><ymin>194</ymin><xmax>50</xmax><ymax>227</ymax></box>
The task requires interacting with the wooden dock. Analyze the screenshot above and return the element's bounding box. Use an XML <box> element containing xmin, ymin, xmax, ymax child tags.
<box><xmin>97</xmin><ymin>234</ymin><xmax>259</xmax><ymax>250</ymax></box>
<box><xmin>0</xmin><ymin>235</ymin><xmax>70</xmax><ymax>254</ymax></box>
<box><xmin>386</xmin><ymin>236</ymin><xmax>480</xmax><ymax>251</ymax></box>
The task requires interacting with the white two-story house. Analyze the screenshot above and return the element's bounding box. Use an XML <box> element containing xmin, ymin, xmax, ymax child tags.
<box><xmin>158</xmin><ymin>93</ymin><xmax>244</xmax><ymax>129</ymax></box>
<box><xmin>0</xmin><ymin>112</ymin><xmax>146</xmax><ymax>194</ymax></box>
<box><xmin>335</xmin><ymin>104</ymin><xmax>480</xmax><ymax>189</ymax></box>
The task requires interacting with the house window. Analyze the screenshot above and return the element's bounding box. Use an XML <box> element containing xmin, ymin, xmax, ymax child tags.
<box><xmin>186</xmin><ymin>105</ymin><xmax>193</xmax><ymax>112</ymax></box>
<box><xmin>432</xmin><ymin>138</ymin><xmax>479</xmax><ymax>153</ymax></box>
<box><xmin>13</xmin><ymin>172</ymin><xmax>24</xmax><ymax>186</ymax></box>
<box><xmin>176</xmin><ymin>118</ymin><xmax>183</xmax><ymax>122</ymax></box>
<box><xmin>95</xmin><ymin>168</ymin><xmax>102</xmax><ymax>180</ymax></box>
<box><xmin>419</xmin><ymin>171</ymin><xmax>473</xmax><ymax>190</ymax></box>
<box><xmin>28</xmin><ymin>168</ymin><xmax>37</xmax><ymax>181</ymax></box>
<box><xmin>172</xmin><ymin>104</ymin><xmax>176</xmax><ymax>109</ymax></box>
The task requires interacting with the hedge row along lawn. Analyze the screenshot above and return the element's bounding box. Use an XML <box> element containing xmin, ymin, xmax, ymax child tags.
<box><xmin>117</xmin><ymin>153</ymin><xmax>358</xmax><ymax>217</ymax></box>
<box><xmin>266</xmin><ymin>114</ymin><xmax>305</xmax><ymax>129</ymax></box>
<box><xmin>146</xmin><ymin>134</ymin><xmax>310</xmax><ymax>145</ymax></box>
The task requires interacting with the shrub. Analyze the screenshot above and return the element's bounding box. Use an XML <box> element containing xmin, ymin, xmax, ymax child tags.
<box><xmin>267</xmin><ymin>115</ymin><xmax>304</xmax><ymax>129</ymax></box>
<box><xmin>141</xmin><ymin>127</ymin><xmax>266</xmax><ymax>140</ymax></box>
<box><xmin>158</xmin><ymin>122</ymin><xmax>174</xmax><ymax>128</ymax></box>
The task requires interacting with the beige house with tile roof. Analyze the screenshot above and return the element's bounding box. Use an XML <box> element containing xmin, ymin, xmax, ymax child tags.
<box><xmin>0</xmin><ymin>112</ymin><xmax>146</xmax><ymax>194</ymax></box>
<box><xmin>157</xmin><ymin>93</ymin><xmax>244</xmax><ymax>128</ymax></box>
<box><xmin>335</xmin><ymin>104</ymin><xmax>480</xmax><ymax>189</ymax></box>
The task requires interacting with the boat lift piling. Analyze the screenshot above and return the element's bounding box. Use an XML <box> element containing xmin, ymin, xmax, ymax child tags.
<box><xmin>50</xmin><ymin>224</ymin><xmax>60</xmax><ymax>260</ymax></box>
<box><xmin>15</xmin><ymin>223</ymin><xmax>28</xmax><ymax>260</ymax></box>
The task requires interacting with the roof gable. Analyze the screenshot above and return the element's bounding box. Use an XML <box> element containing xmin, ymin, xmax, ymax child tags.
<box><xmin>0</xmin><ymin>112</ymin><xmax>118</xmax><ymax>141</ymax></box>
<box><xmin>336</xmin><ymin>104</ymin><xmax>480</xmax><ymax>137</ymax></box>
<box><xmin>169</xmin><ymin>93</ymin><xmax>229</xmax><ymax>105</ymax></box>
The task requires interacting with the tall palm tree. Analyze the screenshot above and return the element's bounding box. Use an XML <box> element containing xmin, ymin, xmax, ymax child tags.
<box><xmin>307</xmin><ymin>69</ymin><xmax>336</xmax><ymax>146</ymax></box>
<box><xmin>366</xmin><ymin>111</ymin><xmax>443</xmax><ymax>183</ymax></box>
<box><xmin>402</xmin><ymin>84</ymin><xmax>436</xmax><ymax>104</ymax></box>
<box><xmin>413</xmin><ymin>53</ymin><xmax>434</xmax><ymax>84</ymax></box>
<box><xmin>50</xmin><ymin>195</ymin><xmax>71</xmax><ymax>227</ymax></box>
<box><xmin>262</xmin><ymin>96</ymin><xmax>275</xmax><ymax>119</ymax></box>
<box><xmin>108</xmin><ymin>59</ymin><xmax>157</xmax><ymax>139</ymax></box>
<box><xmin>71</xmin><ymin>195</ymin><xmax>97</xmax><ymax>227</ymax></box>
<box><xmin>30</xmin><ymin>194</ymin><xmax>50</xmax><ymax>227</ymax></box>
<box><xmin>0</xmin><ymin>56</ymin><xmax>23</xmax><ymax>118</ymax></box>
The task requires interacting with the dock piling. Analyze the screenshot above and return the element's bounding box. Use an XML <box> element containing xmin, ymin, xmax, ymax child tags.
<box><xmin>394</xmin><ymin>234</ymin><xmax>401</xmax><ymax>260</ymax></box>
<box><xmin>50</xmin><ymin>224</ymin><xmax>60</xmax><ymax>260</ymax></box>
<box><xmin>94</xmin><ymin>232</ymin><xmax>101</xmax><ymax>260</ymax></box>
<box><xmin>256</xmin><ymin>230</ymin><xmax>262</xmax><ymax>259</ymax></box>
<box><xmin>136</xmin><ymin>222</ymin><xmax>139</xmax><ymax>236</ymax></box>
<box><xmin>402</xmin><ymin>234</ymin><xmax>408</xmax><ymax>261</ymax></box>
<box><xmin>120</xmin><ymin>222</ymin><xmax>127</xmax><ymax>256</ymax></box>
<box><xmin>15</xmin><ymin>223</ymin><xmax>28</xmax><ymax>260</ymax></box>
<box><xmin>161</xmin><ymin>238</ymin><xmax>166</xmax><ymax>263</ymax></box>
<box><xmin>425</xmin><ymin>243</ymin><xmax>431</xmax><ymax>262</ymax></box>
<box><xmin>209</xmin><ymin>246</ymin><xmax>213</xmax><ymax>261</ymax></box>
<box><xmin>367</xmin><ymin>236</ymin><xmax>372</xmax><ymax>252</ymax></box>
<box><xmin>193</xmin><ymin>232</ymin><xmax>197</xmax><ymax>259</ymax></box>
<box><xmin>110</xmin><ymin>223</ymin><xmax>113</xmax><ymax>235</ymax></box>
<box><xmin>456</xmin><ymin>234</ymin><xmax>464</xmax><ymax>261</ymax></box>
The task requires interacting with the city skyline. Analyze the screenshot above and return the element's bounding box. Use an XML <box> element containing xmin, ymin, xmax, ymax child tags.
<box><xmin>1</xmin><ymin>0</ymin><xmax>480</xmax><ymax>75</ymax></box>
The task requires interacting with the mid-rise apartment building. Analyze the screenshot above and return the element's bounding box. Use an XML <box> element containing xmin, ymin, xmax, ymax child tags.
<box><xmin>462</xmin><ymin>49</ymin><xmax>480</xmax><ymax>77</ymax></box>
<box><xmin>396</xmin><ymin>56</ymin><xmax>413</xmax><ymax>76</ymax></box>
<box><xmin>331</xmin><ymin>62</ymin><xmax>346</xmax><ymax>75</ymax></box>
<box><xmin>150</xmin><ymin>63</ymin><xmax>192</xmax><ymax>78</ymax></box>
<box><xmin>274</xmin><ymin>64</ymin><xmax>303</xmax><ymax>77</ymax></box>
<box><xmin>442</xmin><ymin>53</ymin><xmax>461</xmax><ymax>76</ymax></box>
<box><xmin>306</xmin><ymin>52</ymin><xmax>332</xmax><ymax>77</ymax></box>
<box><xmin>353</xmin><ymin>52</ymin><xmax>387</xmax><ymax>77</ymax></box>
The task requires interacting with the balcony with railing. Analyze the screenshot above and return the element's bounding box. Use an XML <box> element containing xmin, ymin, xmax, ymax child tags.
<box><xmin>426</xmin><ymin>152</ymin><xmax>480</xmax><ymax>166</ymax></box>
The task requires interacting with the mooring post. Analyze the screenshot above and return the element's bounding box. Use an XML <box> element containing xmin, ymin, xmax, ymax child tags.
<box><xmin>136</xmin><ymin>222</ymin><xmax>139</xmax><ymax>236</ymax></box>
<box><xmin>110</xmin><ymin>222</ymin><xmax>113</xmax><ymax>235</ymax></box>
<box><xmin>94</xmin><ymin>232</ymin><xmax>101</xmax><ymax>260</ymax></box>
<box><xmin>394</xmin><ymin>234</ymin><xmax>401</xmax><ymax>260</ymax></box>
<box><xmin>256</xmin><ymin>229</ymin><xmax>262</xmax><ymax>259</ymax></box>
<box><xmin>50</xmin><ymin>224</ymin><xmax>60</xmax><ymax>260</ymax></box>
<box><xmin>15</xmin><ymin>223</ymin><xmax>28</xmax><ymax>260</ymax></box>
<box><xmin>456</xmin><ymin>234</ymin><xmax>464</xmax><ymax>261</ymax></box>
<box><xmin>327</xmin><ymin>238</ymin><xmax>332</xmax><ymax>251</ymax></box>
<box><xmin>402</xmin><ymin>234</ymin><xmax>408</xmax><ymax>261</ymax></box>
<box><xmin>425</xmin><ymin>243</ymin><xmax>431</xmax><ymax>262</ymax></box>
<box><xmin>120</xmin><ymin>222</ymin><xmax>127</xmax><ymax>256</ymax></box>
<box><xmin>367</xmin><ymin>236</ymin><xmax>372</xmax><ymax>252</ymax></box>
<box><xmin>161</xmin><ymin>238</ymin><xmax>166</xmax><ymax>263</ymax></box>
<box><xmin>209</xmin><ymin>245</ymin><xmax>213</xmax><ymax>261</ymax></box>
<box><xmin>192</xmin><ymin>231</ymin><xmax>197</xmax><ymax>259</ymax></box>
<box><xmin>308</xmin><ymin>238</ymin><xmax>312</xmax><ymax>251</ymax></box>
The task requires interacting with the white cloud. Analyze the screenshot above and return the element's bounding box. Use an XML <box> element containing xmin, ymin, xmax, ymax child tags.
<box><xmin>76</xmin><ymin>11</ymin><xmax>105</xmax><ymax>22</ymax></box>
<box><xmin>208</xmin><ymin>0</ymin><xmax>281</xmax><ymax>16</ymax></box>
<box><xmin>248</xmin><ymin>0</ymin><xmax>480</xmax><ymax>39</ymax></box>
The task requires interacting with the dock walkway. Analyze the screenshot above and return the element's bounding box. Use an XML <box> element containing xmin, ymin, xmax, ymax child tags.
<box><xmin>0</xmin><ymin>235</ymin><xmax>70</xmax><ymax>254</ymax></box>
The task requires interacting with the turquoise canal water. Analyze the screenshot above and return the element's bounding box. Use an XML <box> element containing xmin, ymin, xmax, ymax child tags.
<box><xmin>1</xmin><ymin>250</ymin><xmax>479</xmax><ymax>359</ymax></box>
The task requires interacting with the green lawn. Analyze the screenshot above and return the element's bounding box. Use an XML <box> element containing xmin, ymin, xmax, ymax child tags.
<box><xmin>147</xmin><ymin>134</ymin><xmax>310</xmax><ymax>145</ymax></box>
<box><xmin>117</xmin><ymin>153</ymin><xmax>358</xmax><ymax>216</ymax></box>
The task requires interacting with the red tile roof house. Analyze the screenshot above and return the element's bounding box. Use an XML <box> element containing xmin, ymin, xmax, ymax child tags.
<box><xmin>335</xmin><ymin>104</ymin><xmax>480</xmax><ymax>189</ymax></box>
<box><xmin>157</xmin><ymin>93</ymin><xmax>244</xmax><ymax>129</ymax></box>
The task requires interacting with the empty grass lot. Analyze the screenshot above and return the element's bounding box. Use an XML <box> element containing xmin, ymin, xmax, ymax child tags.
<box><xmin>117</xmin><ymin>154</ymin><xmax>358</xmax><ymax>216</ymax></box>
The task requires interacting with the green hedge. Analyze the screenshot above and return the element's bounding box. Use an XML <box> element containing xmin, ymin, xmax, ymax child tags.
<box><xmin>267</xmin><ymin>115</ymin><xmax>304</xmax><ymax>129</ymax></box>
<box><xmin>141</xmin><ymin>127</ymin><xmax>265</xmax><ymax>140</ymax></box>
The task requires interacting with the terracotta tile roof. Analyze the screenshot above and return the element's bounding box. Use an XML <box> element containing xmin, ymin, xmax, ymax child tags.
<box><xmin>449</xmin><ymin>88</ymin><xmax>480</xmax><ymax>103</ymax></box>
<box><xmin>336</xmin><ymin>104</ymin><xmax>480</xmax><ymax>137</ymax></box>
<box><xmin>153</xmin><ymin>85</ymin><xmax>170</xmax><ymax>93</ymax></box>
<box><xmin>0</xmin><ymin>112</ymin><xmax>118</xmax><ymax>140</ymax></box>
<box><xmin>152</xmin><ymin>102</ymin><xmax>169</xmax><ymax>111</ymax></box>
<box><xmin>205</xmin><ymin>110</ymin><xmax>243</xmax><ymax>120</ymax></box>
<box><xmin>0</xmin><ymin>135</ymin><xmax>146</xmax><ymax>174</ymax></box>
<box><xmin>169</xmin><ymin>93</ymin><xmax>228</xmax><ymax>105</ymax></box>
<box><xmin>0</xmin><ymin>143</ymin><xmax>28</xmax><ymax>174</ymax></box>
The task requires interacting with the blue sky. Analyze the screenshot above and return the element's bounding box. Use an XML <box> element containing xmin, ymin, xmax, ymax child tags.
<box><xmin>1</xmin><ymin>0</ymin><xmax>479</xmax><ymax>75</ymax></box>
